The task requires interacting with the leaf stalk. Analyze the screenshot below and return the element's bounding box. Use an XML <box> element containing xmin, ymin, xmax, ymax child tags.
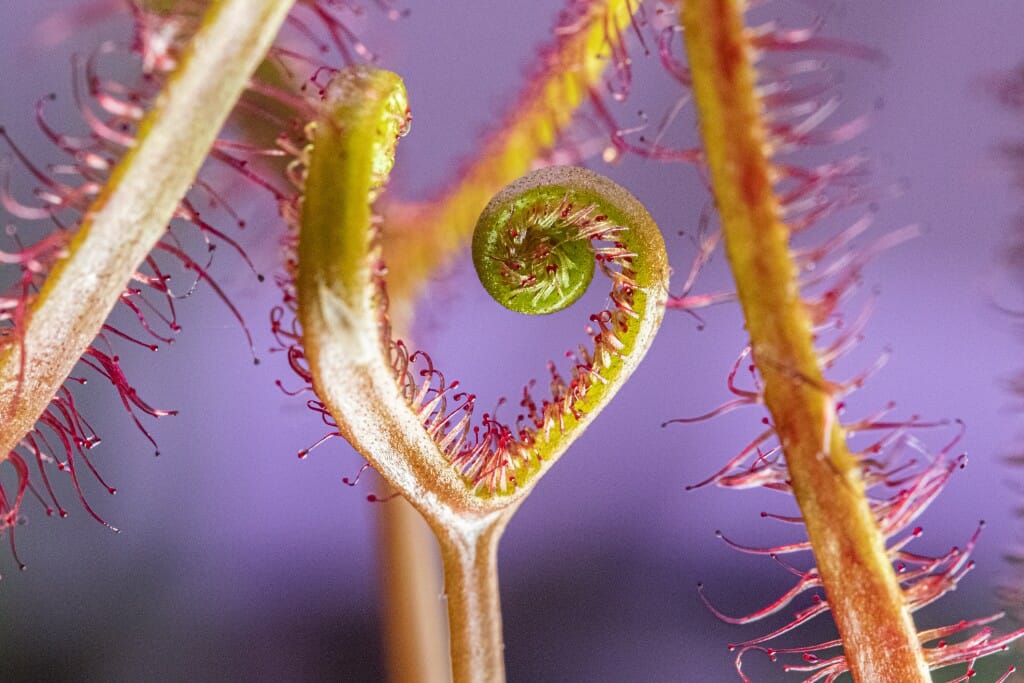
<box><xmin>681</xmin><ymin>0</ymin><xmax>931</xmax><ymax>679</ymax></box>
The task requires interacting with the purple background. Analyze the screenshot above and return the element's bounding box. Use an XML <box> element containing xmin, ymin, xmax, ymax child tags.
<box><xmin>2</xmin><ymin>1</ymin><xmax>1024</xmax><ymax>680</ymax></box>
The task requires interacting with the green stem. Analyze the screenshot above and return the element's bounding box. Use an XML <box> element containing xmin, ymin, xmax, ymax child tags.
<box><xmin>681</xmin><ymin>1</ymin><xmax>930</xmax><ymax>680</ymax></box>
<box><xmin>0</xmin><ymin>0</ymin><xmax>296</xmax><ymax>455</ymax></box>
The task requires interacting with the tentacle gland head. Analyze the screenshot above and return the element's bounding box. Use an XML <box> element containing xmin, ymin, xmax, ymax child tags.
<box><xmin>291</xmin><ymin>65</ymin><xmax>669</xmax><ymax>515</ymax></box>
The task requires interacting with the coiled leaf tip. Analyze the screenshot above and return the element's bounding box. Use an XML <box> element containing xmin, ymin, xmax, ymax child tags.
<box><xmin>472</xmin><ymin>166</ymin><xmax>655</xmax><ymax>316</ymax></box>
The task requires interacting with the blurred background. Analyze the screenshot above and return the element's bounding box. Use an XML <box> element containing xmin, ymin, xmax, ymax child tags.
<box><xmin>1</xmin><ymin>1</ymin><xmax>1023</xmax><ymax>680</ymax></box>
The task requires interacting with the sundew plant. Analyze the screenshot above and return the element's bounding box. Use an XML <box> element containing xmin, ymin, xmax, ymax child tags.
<box><xmin>1</xmin><ymin>1</ymin><xmax>1024</xmax><ymax>681</ymax></box>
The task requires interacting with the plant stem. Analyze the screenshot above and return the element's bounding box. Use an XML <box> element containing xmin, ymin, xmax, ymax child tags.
<box><xmin>378</xmin><ymin>495</ymin><xmax>450</xmax><ymax>683</ymax></box>
<box><xmin>0</xmin><ymin>0</ymin><xmax>296</xmax><ymax>455</ymax></box>
<box><xmin>435</xmin><ymin>511</ymin><xmax>514</xmax><ymax>683</ymax></box>
<box><xmin>681</xmin><ymin>1</ymin><xmax>930</xmax><ymax>680</ymax></box>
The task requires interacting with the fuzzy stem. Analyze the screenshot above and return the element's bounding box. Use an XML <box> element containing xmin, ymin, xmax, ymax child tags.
<box><xmin>0</xmin><ymin>0</ymin><xmax>296</xmax><ymax>456</ymax></box>
<box><xmin>435</xmin><ymin>512</ymin><xmax>513</xmax><ymax>683</ymax></box>
<box><xmin>681</xmin><ymin>1</ymin><xmax>930</xmax><ymax>680</ymax></box>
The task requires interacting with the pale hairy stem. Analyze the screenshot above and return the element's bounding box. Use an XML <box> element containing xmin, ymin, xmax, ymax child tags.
<box><xmin>434</xmin><ymin>512</ymin><xmax>515</xmax><ymax>683</ymax></box>
<box><xmin>0</xmin><ymin>0</ymin><xmax>297</xmax><ymax>456</ymax></box>
<box><xmin>681</xmin><ymin>1</ymin><xmax>930</xmax><ymax>680</ymax></box>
